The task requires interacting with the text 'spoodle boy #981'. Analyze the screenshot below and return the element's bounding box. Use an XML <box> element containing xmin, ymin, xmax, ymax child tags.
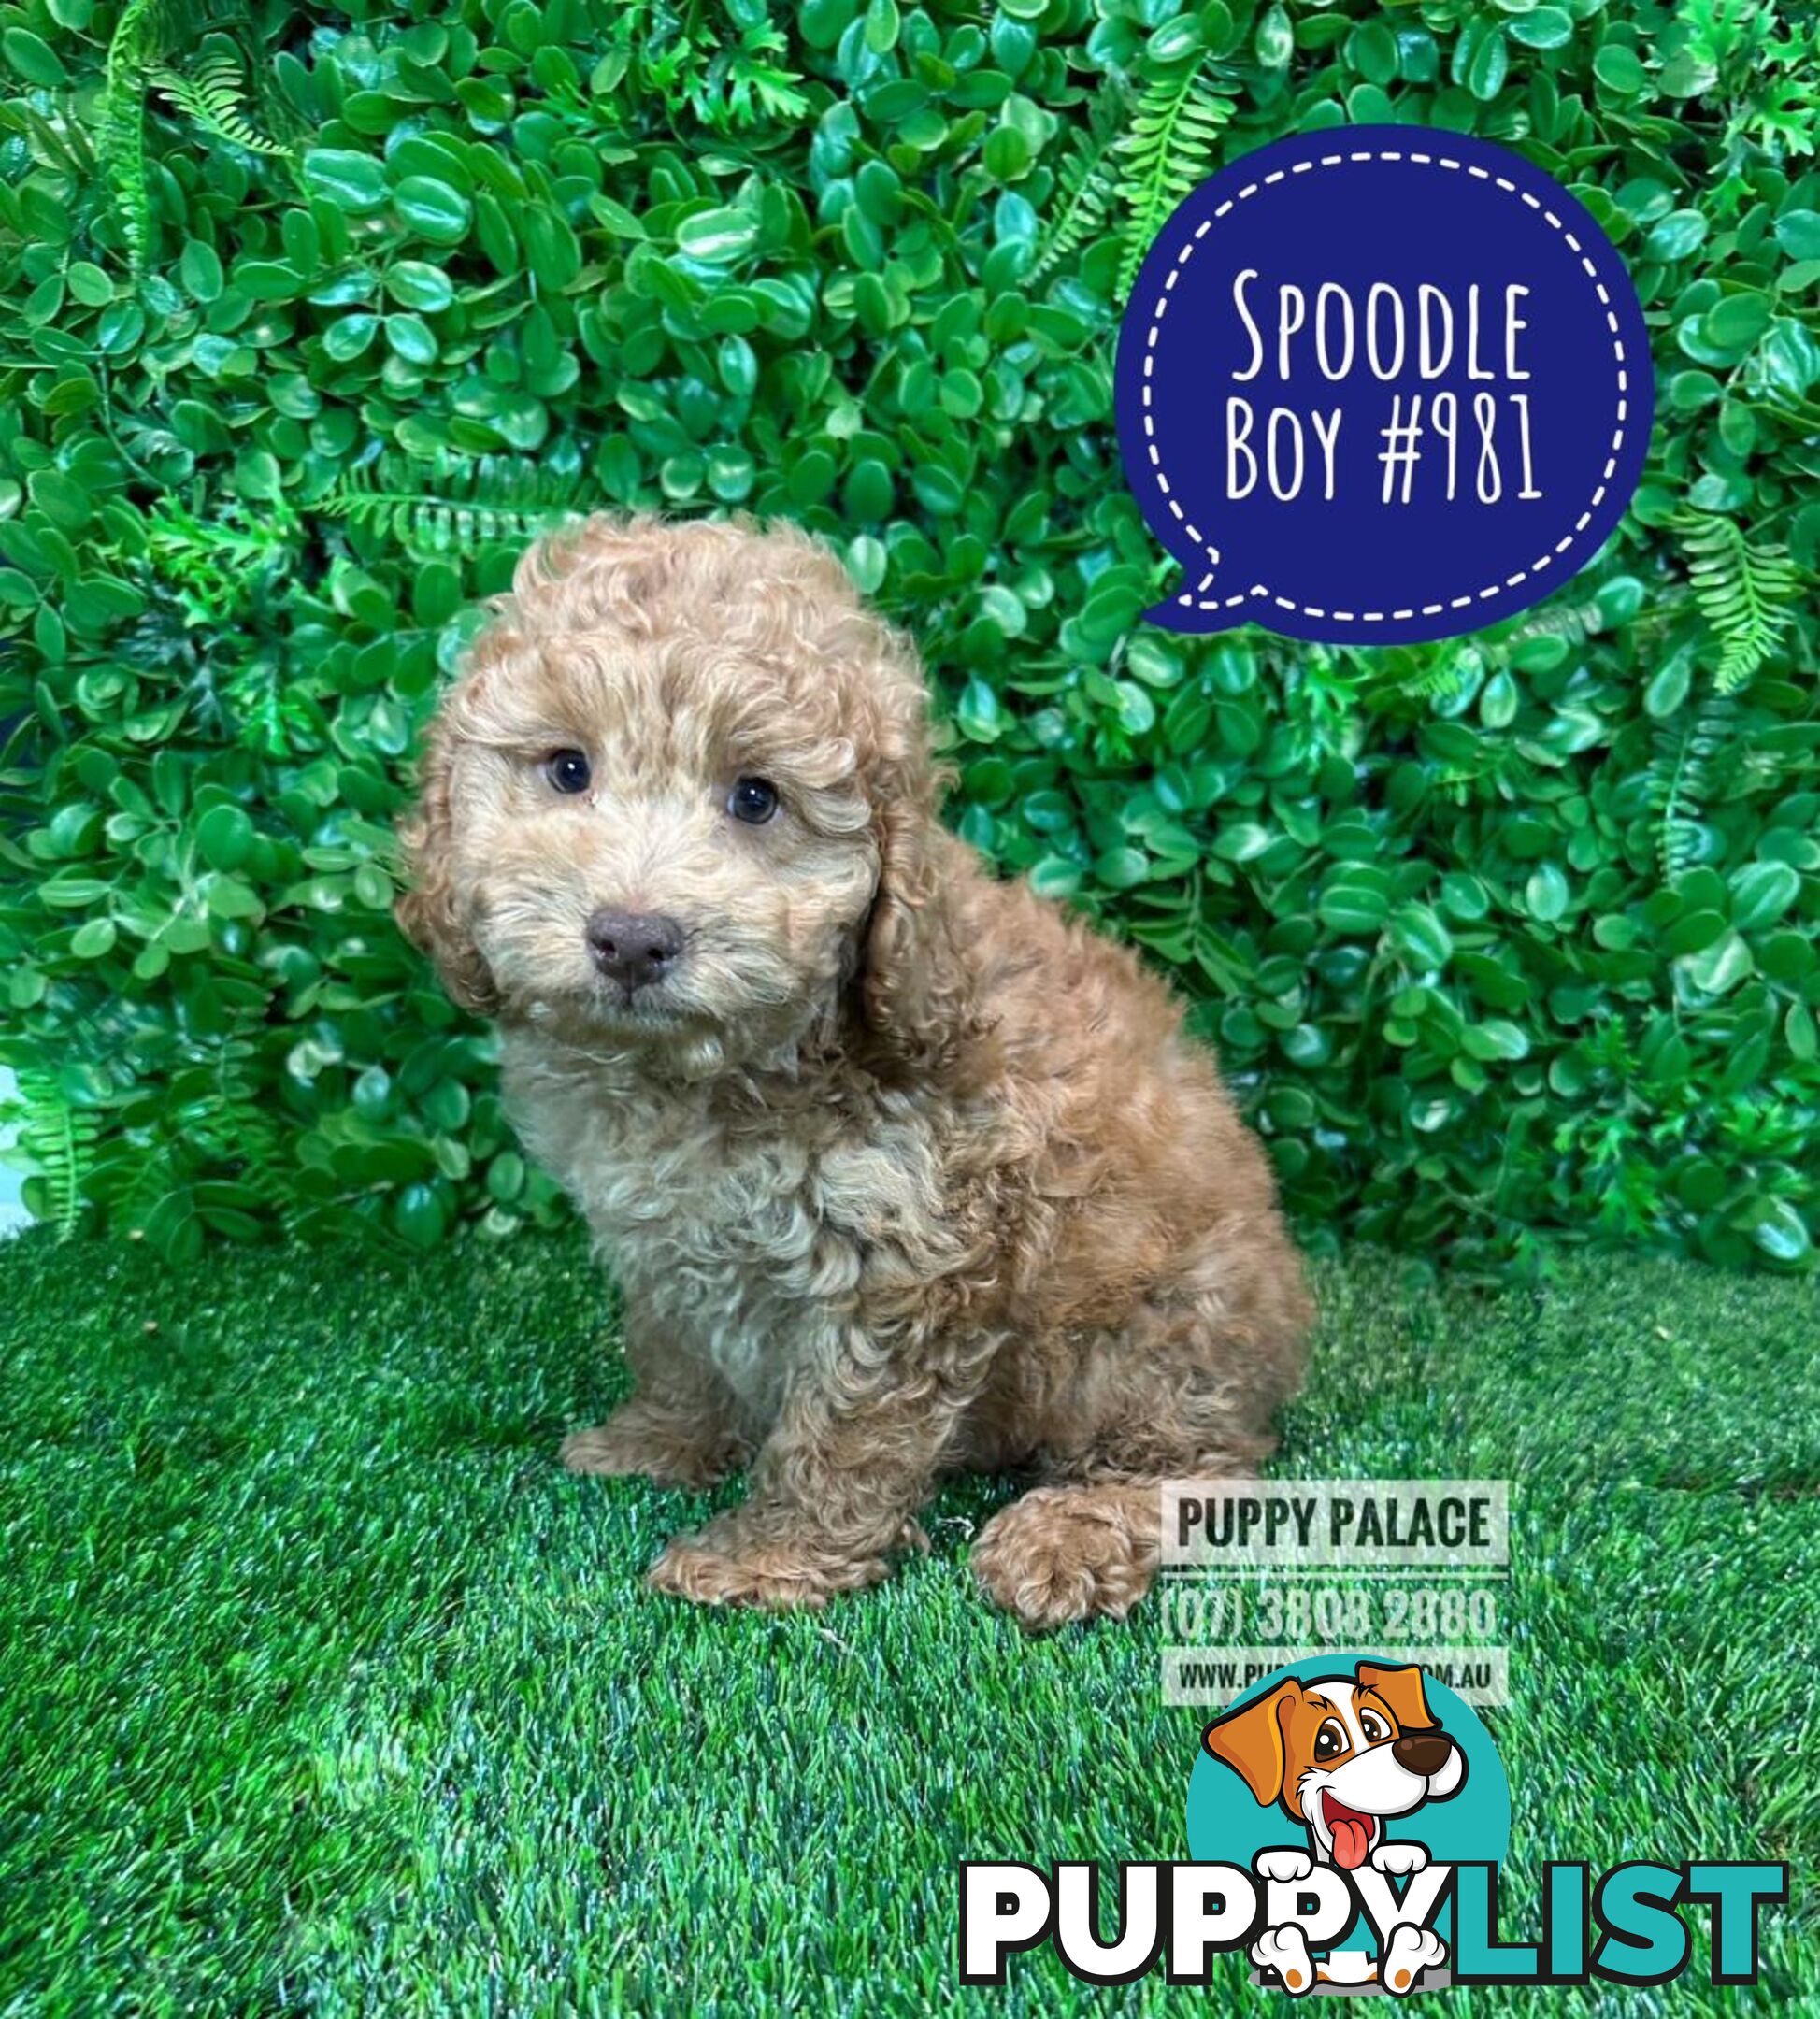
<box><xmin>396</xmin><ymin>515</ymin><xmax>1311</xmax><ymax>1627</ymax></box>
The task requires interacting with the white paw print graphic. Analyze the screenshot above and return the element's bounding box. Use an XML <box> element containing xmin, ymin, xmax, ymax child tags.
<box><xmin>1251</xmin><ymin>1924</ymin><xmax>1317</xmax><ymax>1997</ymax></box>
<box><xmin>1381</xmin><ymin>1923</ymin><xmax>1447</xmax><ymax>1995</ymax></box>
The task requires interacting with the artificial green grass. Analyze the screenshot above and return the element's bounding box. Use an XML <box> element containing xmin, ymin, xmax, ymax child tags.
<box><xmin>1</xmin><ymin>1224</ymin><xmax>1813</xmax><ymax>2016</ymax></box>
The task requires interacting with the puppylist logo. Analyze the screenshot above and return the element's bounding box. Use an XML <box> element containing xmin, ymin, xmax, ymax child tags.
<box><xmin>959</xmin><ymin>1652</ymin><xmax>1787</xmax><ymax>1995</ymax></box>
<box><xmin>958</xmin><ymin>1482</ymin><xmax>1787</xmax><ymax>1992</ymax></box>
<box><xmin>1201</xmin><ymin>1657</ymin><xmax>1474</xmax><ymax>1994</ymax></box>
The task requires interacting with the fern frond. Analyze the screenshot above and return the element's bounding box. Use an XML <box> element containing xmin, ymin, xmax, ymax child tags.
<box><xmin>107</xmin><ymin>1052</ymin><xmax>297</xmax><ymax>1240</ymax></box>
<box><xmin>6</xmin><ymin>1067</ymin><xmax>98</xmax><ymax>1239</ymax></box>
<box><xmin>143</xmin><ymin>494</ymin><xmax>300</xmax><ymax>573</ymax></box>
<box><xmin>102</xmin><ymin>3</ymin><xmax>295</xmax><ymax>266</ymax></box>
<box><xmin>1404</xmin><ymin>643</ymin><xmax>1485</xmax><ymax>704</ymax></box>
<box><xmin>1504</xmin><ymin>595</ymin><xmax>1610</xmax><ymax>651</ymax></box>
<box><xmin>1655</xmin><ymin>724</ymin><xmax>1703</xmax><ymax>880</ymax></box>
<box><xmin>1116</xmin><ymin>57</ymin><xmax>1236</xmax><ymax>301</ymax></box>
<box><xmin>1032</xmin><ymin>81</ymin><xmax>1129</xmax><ymax>281</ymax></box>
<box><xmin>1679</xmin><ymin>510</ymin><xmax>1805</xmax><ymax>693</ymax></box>
<box><xmin>1652</xmin><ymin>692</ymin><xmax>1739</xmax><ymax>880</ymax></box>
<box><xmin>150</xmin><ymin>50</ymin><xmax>293</xmax><ymax>157</ymax></box>
<box><xmin>176</xmin><ymin>1087</ymin><xmax>293</xmax><ymax>1210</ymax></box>
<box><xmin>317</xmin><ymin>455</ymin><xmax>594</xmax><ymax>555</ymax></box>
<box><xmin>1679</xmin><ymin>0</ymin><xmax>1778</xmax><ymax>69</ymax></box>
<box><xmin>101</xmin><ymin>0</ymin><xmax>167</xmax><ymax>271</ymax></box>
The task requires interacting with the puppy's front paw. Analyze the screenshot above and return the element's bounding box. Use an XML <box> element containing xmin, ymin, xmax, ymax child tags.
<box><xmin>1254</xmin><ymin>1849</ymin><xmax>1314</xmax><ymax>1883</ymax></box>
<box><xmin>970</xmin><ymin>1485</ymin><xmax>1159</xmax><ymax>1630</ymax></box>
<box><xmin>646</xmin><ymin>1516</ymin><xmax>889</xmax><ymax>1611</ymax></box>
<box><xmin>1251</xmin><ymin>1926</ymin><xmax>1316</xmax><ymax>1997</ymax></box>
<box><xmin>560</xmin><ymin>1402</ymin><xmax>743</xmax><ymax>1490</ymax></box>
<box><xmin>1380</xmin><ymin>1924</ymin><xmax>1446</xmax><ymax>1996</ymax></box>
<box><xmin>1370</xmin><ymin>1840</ymin><xmax>1428</xmax><ymax>1877</ymax></box>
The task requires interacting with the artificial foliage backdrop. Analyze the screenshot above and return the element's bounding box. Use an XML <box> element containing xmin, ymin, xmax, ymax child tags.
<box><xmin>1</xmin><ymin>0</ymin><xmax>1817</xmax><ymax>1272</ymax></box>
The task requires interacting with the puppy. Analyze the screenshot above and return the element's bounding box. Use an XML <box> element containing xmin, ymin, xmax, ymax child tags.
<box><xmin>396</xmin><ymin>514</ymin><xmax>1311</xmax><ymax>1626</ymax></box>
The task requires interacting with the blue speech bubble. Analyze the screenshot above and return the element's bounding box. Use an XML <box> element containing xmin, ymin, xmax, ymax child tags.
<box><xmin>1114</xmin><ymin>126</ymin><xmax>1654</xmax><ymax>643</ymax></box>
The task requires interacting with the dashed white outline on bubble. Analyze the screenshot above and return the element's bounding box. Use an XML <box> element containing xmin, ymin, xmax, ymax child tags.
<box><xmin>1138</xmin><ymin>147</ymin><xmax>1632</xmax><ymax>621</ymax></box>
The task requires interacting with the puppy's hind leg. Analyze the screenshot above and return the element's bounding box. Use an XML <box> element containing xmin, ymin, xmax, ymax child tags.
<box><xmin>973</xmin><ymin>1243</ymin><xmax>1310</xmax><ymax>1631</ymax></box>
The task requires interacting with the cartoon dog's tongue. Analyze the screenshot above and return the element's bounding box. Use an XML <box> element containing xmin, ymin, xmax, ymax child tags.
<box><xmin>1324</xmin><ymin>1794</ymin><xmax>1373</xmax><ymax>1869</ymax></box>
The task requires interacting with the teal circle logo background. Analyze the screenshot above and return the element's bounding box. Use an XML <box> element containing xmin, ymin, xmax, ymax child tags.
<box><xmin>1186</xmin><ymin>1654</ymin><xmax>1511</xmax><ymax>1957</ymax></box>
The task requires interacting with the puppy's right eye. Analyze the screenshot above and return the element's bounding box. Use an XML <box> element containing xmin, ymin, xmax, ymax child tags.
<box><xmin>1314</xmin><ymin>1720</ymin><xmax>1348</xmax><ymax>1762</ymax></box>
<box><xmin>544</xmin><ymin>749</ymin><xmax>592</xmax><ymax>795</ymax></box>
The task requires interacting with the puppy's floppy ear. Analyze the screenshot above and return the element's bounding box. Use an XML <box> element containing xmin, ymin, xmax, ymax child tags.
<box><xmin>858</xmin><ymin>756</ymin><xmax>975</xmax><ymax>1074</ymax></box>
<box><xmin>849</xmin><ymin>615</ymin><xmax>994</xmax><ymax>1079</ymax></box>
<box><xmin>394</xmin><ymin>707</ymin><xmax>499</xmax><ymax>1014</ymax></box>
<box><xmin>1204</xmin><ymin>1682</ymin><xmax>1297</xmax><ymax>1808</ymax></box>
<box><xmin>1355</xmin><ymin>1662</ymin><xmax>1438</xmax><ymax>1733</ymax></box>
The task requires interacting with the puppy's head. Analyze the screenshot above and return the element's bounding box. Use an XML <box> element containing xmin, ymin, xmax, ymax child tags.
<box><xmin>1203</xmin><ymin>1662</ymin><xmax>1466</xmax><ymax>1869</ymax></box>
<box><xmin>395</xmin><ymin>514</ymin><xmax>965</xmax><ymax>1075</ymax></box>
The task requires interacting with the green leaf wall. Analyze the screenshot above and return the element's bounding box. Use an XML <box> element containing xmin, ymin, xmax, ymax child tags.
<box><xmin>2</xmin><ymin>0</ymin><xmax>1817</xmax><ymax>1272</ymax></box>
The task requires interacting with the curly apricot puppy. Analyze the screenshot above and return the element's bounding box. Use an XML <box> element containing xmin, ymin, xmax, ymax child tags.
<box><xmin>396</xmin><ymin>514</ymin><xmax>1311</xmax><ymax>1628</ymax></box>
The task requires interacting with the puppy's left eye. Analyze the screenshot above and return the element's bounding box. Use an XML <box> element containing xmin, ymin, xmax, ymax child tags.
<box><xmin>1360</xmin><ymin>1711</ymin><xmax>1390</xmax><ymax>1743</ymax></box>
<box><xmin>727</xmin><ymin>776</ymin><xmax>781</xmax><ymax>824</ymax></box>
<box><xmin>544</xmin><ymin>749</ymin><xmax>592</xmax><ymax>795</ymax></box>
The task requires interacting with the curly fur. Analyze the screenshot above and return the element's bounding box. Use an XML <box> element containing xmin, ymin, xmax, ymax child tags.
<box><xmin>396</xmin><ymin>514</ymin><xmax>1311</xmax><ymax>1628</ymax></box>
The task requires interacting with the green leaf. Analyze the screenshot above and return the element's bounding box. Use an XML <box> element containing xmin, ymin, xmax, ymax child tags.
<box><xmin>1703</xmin><ymin>294</ymin><xmax>1771</xmax><ymax>351</ymax></box>
<box><xmin>207</xmin><ymin>877</ymin><xmax>263</xmax><ymax>920</ymax></box>
<box><xmin>1682</xmin><ymin>931</ymin><xmax>1753</xmax><ymax>995</ymax></box>
<box><xmin>196</xmin><ymin>804</ymin><xmax>254</xmax><ymax>872</ymax></box>
<box><xmin>386</xmin><ymin>261</ymin><xmax>455</xmax><ymax>311</ymax></box>
<box><xmin>179</xmin><ymin>241</ymin><xmax>224</xmax><ymax>302</ymax></box>
<box><xmin>1095</xmin><ymin>846</ymin><xmax>1150</xmax><ymax>890</ymax></box>
<box><xmin>384</xmin><ymin>313</ymin><xmax>438</xmax><ymax>365</ymax></box>
<box><xmin>394</xmin><ymin>177</ymin><xmax>472</xmax><ymax>245</ymax></box>
<box><xmin>955</xmin><ymin>679</ymin><xmax>1006</xmax><ymax>742</ymax></box>
<box><xmin>3</xmin><ymin>26</ymin><xmax>69</xmax><ymax>85</ymax></box>
<box><xmin>1254</xmin><ymin>5</ymin><xmax>1291</xmax><ymax>67</ymax></box>
<box><xmin>1643</xmin><ymin>658</ymin><xmax>1690</xmax><ymax>719</ymax></box>
<box><xmin>1465</xmin><ymin>25</ymin><xmax>1508</xmax><ymax>100</ymax></box>
<box><xmin>394</xmin><ymin>1181</ymin><xmax>449</xmax><ymax>1250</ymax></box>
<box><xmin>305</xmin><ymin>150</ymin><xmax>389</xmax><ymax>214</ymax></box>
<box><xmin>1644</xmin><ymin>210</ymin><xmax>1707</xmax><ymax>262</ymax></box>
<box><xmin>1390</xmin><ymin>904</ymin><xmax>1454</xmax><ymax>969</ymax></box>
<box><xmin>1592</xmin><ymin>44</ymin><xmax>1647</xmax><ymax>95</ymax></box>
<box><xmin>1318</xmin><ymin>869</ymin><xmax>1391</xmax><ymax>934</ymax></box>
<box><xmin>1463</xmin><ymin>1020</ymin><xmax>1530</xmax><ymax>1062</ymax></box>
<box><xmin>1508</xmin><ymin>8</ymin><xmax>1572</xmax><ymax>50</ymax></box>
<box><xmin>1212</xmin><ymin>823</ymin><xmax>1270</xmax><ymax>863</ymax></box>
<box><xmin>1525</xmin><ymin>866</ymin><xmax>1569</xmax><ymax>923</ymax></box>
<box><xmin>1728</xmin><ymin>862</ymin><xmax>1800</xmax><ymax>932</ymax></box>
<box><xmin>323</xmin><ymin>314</ymin><xmax>380</xmax><ymax>362</ymax></box>
<box><xmin>1773</xmin><ymin>210</ymin><xmax>1820</xmax><ymax>263</ymax></box>
<box><xmin>677</xmin><ymin>208</ymin><xmax>760</xmax><ymax>264</ymax></box>
<box><xmin>1747</xmin><ymin>1199</ymin><xmax>1811</xmax><ymax>1266</ymax></box>
<box><xmin>522</xmin><ymin>206</ymin><xmax>581</xmax><ymax>289</ymax></box>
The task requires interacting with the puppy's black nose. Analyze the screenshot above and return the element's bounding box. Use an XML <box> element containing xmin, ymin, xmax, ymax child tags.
<box><xmin>1393</xmin><ymin>1731</ymin><xmax>1455</xmax><ymax>1777</ymax></box>
<box><xmin>585</xmin><ymin>908</ymin><xmax>683</xmax><ymax>993</ymax></box>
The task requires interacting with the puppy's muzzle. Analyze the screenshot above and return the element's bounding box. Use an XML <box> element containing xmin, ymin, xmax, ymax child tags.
<box><xmin>585</xmin><ymin>907</ymin><xmax>684</xmax><ymax>994</ymax></box>
<box><xmin>1391</xmin><ymin>1730</ymin><xmax>1455</xmax><ymax>1777</ymax></box>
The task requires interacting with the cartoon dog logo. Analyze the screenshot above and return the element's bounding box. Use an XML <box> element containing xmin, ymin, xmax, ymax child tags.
<box><xmin>1204</xmin><ymin>1661</ymin><xmax>1466</xmax><ymax>1995</ymax></box>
